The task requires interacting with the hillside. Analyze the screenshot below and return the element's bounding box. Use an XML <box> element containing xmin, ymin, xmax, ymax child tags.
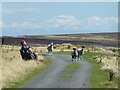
<box><xmin>2</xmin><ymin>32</ymin><xmax>119</xmax><ymax>47</ymax></box>
<box><xmin>26</xmin><ymin>32</ymin><xmax>118</xmax><ymax>41</ymax></box>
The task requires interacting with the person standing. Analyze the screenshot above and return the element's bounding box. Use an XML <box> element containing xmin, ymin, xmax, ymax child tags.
<box><xmin>71</xmin><ymin>47</ymin><xmax>78</xmax><ymax>61</ymax></box>
<box><xmin>77</xmin><ymin>46</ymin><xmax>85</xmax><ymax>61</ymax></box>
<box><xmin>1</xmin><ymin>38</ymin><xmax>4</xmax><ymax>47</ymax></box>
<box><xmin>47</xmin><ymin>43</ymin><xmax>54</xmax><ymax>55</ymax></box>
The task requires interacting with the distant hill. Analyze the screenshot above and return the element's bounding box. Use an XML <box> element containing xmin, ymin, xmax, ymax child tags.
<box><xmin>26</xmin><ymin>32</ymin><xmax>118</xmax><ymax>41</ymax></box>
<box><xmin>2</xmin><ymin>32</ymin><xmax>119</xmax><ymax>47</ymax></box>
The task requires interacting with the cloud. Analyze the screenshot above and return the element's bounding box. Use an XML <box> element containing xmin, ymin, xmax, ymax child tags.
<box><xmin>3</xmin><ymin>7</ymin><xmax>38</xmax><ymax>14</ymax></box>
<box><xmin>82</xmin><ymin>16</ymin><xmax>118</xmax><ymax>30</ymax></box>
<box><xmin>46</xmin><ymin>15</ymin><xmax>80</xmax><ymax>29</ymax></box>
<box><xmin>3</xmin><ymin>15</ymin><xmax>80</xmax><ymax>30</ymax></box>
<box><xmin>2</xmin><ymin>16</ymin><xmax>118</xmax><ymax>32</ymax></box>
<box><xmin>4</xmin><ymin>22</ymin><xmax>44</xmax><ymax>29</ymax></box>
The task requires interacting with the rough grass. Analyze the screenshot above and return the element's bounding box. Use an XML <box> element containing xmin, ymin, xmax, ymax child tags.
<box><xmin>2</xmin><ymin>45</ymin><xmax>50</xmax><ymax>88</ymax></box>
<box><xmin>61</xmin><ymin>75</ymin><xmax>72</xmax><ymax>79</ymax></box>
<box><xmin>66</xmin><ymin>63</ymin><xmax>80</xmax><ymax>69</ymax></box>
<box><xmin>63</xmin><ymin>69</ymin><xmax>76</xmax><ymax>73</ymax></box>
<box><xmin>2</xmin><ymin>44</ymin><xmax>118</xmax><ymax>88</ymax></box>
<box><xmin>11</xmin><ymin>58</ymin><xmax>50</xmax><ymax>88</ymax></box>
<box><xmin>63</xmin><ymin>62</ymin><xmax>80</xmax><ymax>74</ymax></box>
<box><xmin>82</xmin><ymin>51</ymin><xmax>118</xmax><ymax>88</ymax></box>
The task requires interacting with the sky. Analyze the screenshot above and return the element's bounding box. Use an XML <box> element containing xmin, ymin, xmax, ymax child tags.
<box><xmin>0</xmin><ymin>1</ymin><xmax>119</xmax><ymax>36</ymax></box>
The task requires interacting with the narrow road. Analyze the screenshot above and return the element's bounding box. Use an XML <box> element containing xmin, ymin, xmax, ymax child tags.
<box><xmin>22</xmin><ymin>54</ymin><xmax>92</xmax><ymax>88</ymax></box>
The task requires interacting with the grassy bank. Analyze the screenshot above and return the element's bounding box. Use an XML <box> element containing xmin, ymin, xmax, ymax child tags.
<box><xmin>82</xmin><ymin>51</ymin><xmax>118</xmax><ymax>88</ymax></box>
<box><xmin>10</xmin><ymin>58</ymin><xmax>51</xmax><ymax>88</ymax></box>
<box><xmin>2</xmin><ymin>45</ymin><xmax>51</xmax><ymax>88</ymax></box>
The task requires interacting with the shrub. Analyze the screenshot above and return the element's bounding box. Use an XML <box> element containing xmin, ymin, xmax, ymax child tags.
<box><xmin>67</xmin><ymin>45</ymin><xmax>71</xmax><ymax>49</ymax></box>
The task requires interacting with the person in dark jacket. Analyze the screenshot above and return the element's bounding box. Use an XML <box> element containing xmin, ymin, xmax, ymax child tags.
<box><xmin>71</xmin><ymin>47</ymin><xmax>78</xmax><ymax>61</ymax></box>
<box><xmin>20</xmin><ymin>40</ymin><xmax>35</xmax><ymax>59</ymax></box>
<box><xmin>21</xmin><ymin>40</ymin><xmax>30</xmax><ymax>52</ymax></box>
<box><xmin>47</xmin><ymin>43</ymin><xmax>54</xmax><ymax>55</ymax></box>
<box><xmin>77</xmin><ymin>46</ymin><xmax>85</xmax><ymax>60</ymax></box>
<box><xmin>20</xmin><ymin>40</ymin><xmax>37</xmax><ymax>60</ymax></box>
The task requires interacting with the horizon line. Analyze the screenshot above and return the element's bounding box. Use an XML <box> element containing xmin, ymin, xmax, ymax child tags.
<box><xmin>1</xmin><ymin>31</ymin><xmax>119</xmax><ymax>37</ymax></box>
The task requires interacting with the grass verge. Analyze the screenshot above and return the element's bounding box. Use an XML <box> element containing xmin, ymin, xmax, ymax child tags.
<box><xmin>82</xmin><ymin>51</ymin><xmax>118</xmax><ymax>88</ymax></box>
<box><xmin>8</xmin><ymin>58</ymin><xmax>51</xmax><ymax>88</ymax></box>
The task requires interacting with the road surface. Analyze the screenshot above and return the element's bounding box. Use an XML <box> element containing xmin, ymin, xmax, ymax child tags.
<box><xmin>22</xmin><ymin>54</ymin><xmax>92</xmax><ymax>88</ymax></box>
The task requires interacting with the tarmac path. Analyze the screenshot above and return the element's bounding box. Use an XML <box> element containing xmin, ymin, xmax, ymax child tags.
<box><xmin>22</xmin><ymin>54</ymin><xmax>92</xmax><ymax>88</ymax></box>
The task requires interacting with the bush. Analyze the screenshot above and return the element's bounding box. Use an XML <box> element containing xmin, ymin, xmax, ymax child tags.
<box><xmin>67</xmin><ymin>45</ymin><xmax>71</xmax><ymax>49</ymax></box>
<box><xmin>112</xmin><ymin>49</ymin><xmax>116</xmax><ymax>52</ymax></box>
<box><xmin>53</xmin><ymin>46</ymin><xmax>56</xmax><ymax>49</ymax></box>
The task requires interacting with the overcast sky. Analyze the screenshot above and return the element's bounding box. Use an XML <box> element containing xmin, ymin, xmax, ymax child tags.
<box><xmin>0</xmin><ymin>1</ymin><xmax>118</xmax><ymax>36</ymax></box>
